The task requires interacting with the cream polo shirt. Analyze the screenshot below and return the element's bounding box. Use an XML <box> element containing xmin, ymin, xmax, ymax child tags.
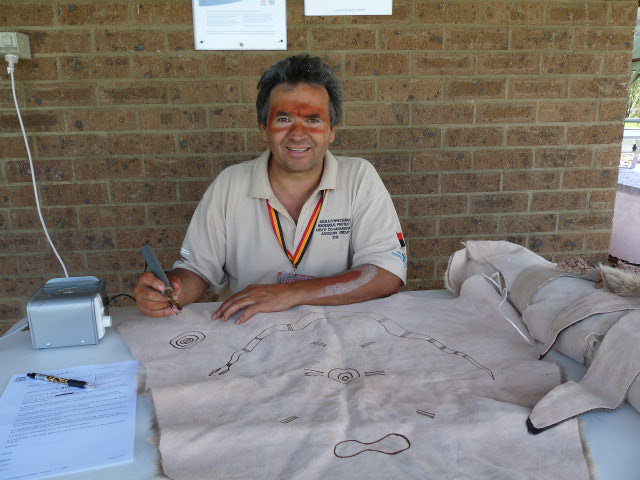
<box><xmin>173</xmin><ymin>150</ymin><xmax>407</xmax><ymax>294</ymax></box>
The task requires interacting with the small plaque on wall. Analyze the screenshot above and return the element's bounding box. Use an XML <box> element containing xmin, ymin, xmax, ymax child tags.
<box><xmin>304</xmin><ymin>0</ymin><xmax>392</xmax><ymax>16</ymax></box>
<box><xmin>193</xmin><ymin>0</ymin><xmax>287</xmax><ymax>50</ymax></box>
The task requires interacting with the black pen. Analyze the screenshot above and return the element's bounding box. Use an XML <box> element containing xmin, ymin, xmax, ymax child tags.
<box><xmin>27</xmin><ymin>372</ymin><xmax>96</xmax><ymax>390</ymax></box>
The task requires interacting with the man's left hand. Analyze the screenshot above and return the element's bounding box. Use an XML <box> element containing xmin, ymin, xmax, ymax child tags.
<box><xmin>213</xmin><ymin>283</ymin><xmax>299</xmax><ymax>324</ymax></box>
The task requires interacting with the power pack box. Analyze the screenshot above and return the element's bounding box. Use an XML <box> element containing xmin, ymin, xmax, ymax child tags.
<box><xmin>27</xmin><ymin>276</ymin><xmax>111</xmax><ymax>349</ymax></box>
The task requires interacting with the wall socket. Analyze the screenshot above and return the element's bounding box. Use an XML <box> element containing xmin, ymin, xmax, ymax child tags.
<box><xmin>0</xmin><ymin>32</ymin><xmax>31</xmax><ymax>60</ymax></box>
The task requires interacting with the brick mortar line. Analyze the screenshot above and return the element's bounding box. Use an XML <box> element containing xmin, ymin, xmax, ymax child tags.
<box><xmin>0</xmin><ymin>123</ymin><xmax>628</xmax><ymax>132</ymax></box>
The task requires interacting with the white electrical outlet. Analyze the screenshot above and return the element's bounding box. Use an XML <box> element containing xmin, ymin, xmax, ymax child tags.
<box><xmin>0</xmin><ymin>32</ymin><xmax>31</xmax><ymax>60</ymax></box>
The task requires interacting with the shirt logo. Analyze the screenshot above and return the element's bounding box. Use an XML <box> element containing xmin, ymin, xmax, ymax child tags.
<box><xmin>392</xmin><ymin>249</ymin><xmax>407</xmax><ymax>267</ymax></box>
<box><xmin>316</xmin><ymin>218</ymin><xmax>352</xmax><ymax>240</ymax></box>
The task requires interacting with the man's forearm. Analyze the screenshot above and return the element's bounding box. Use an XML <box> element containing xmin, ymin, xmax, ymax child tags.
<box><xmin>296</xmin><ymin>264</ymin><xmax>403</xmax><ymax>306</ymax></box>
<box><xmin>214</xmin><ymin>264</ymin><xmax>403</xmax><ymax>324</ymax></box>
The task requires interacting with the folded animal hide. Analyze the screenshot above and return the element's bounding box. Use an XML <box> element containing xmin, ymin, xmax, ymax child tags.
<box><xmin>445</xmin><ymin>241</ymin><xmax>640</xmax><ymax>432</ymax></box>
<box><xmin>116</xmin><ymin>277</ymin><xmax>590</xmax><ymax>479</ymax></box>
<box><xmin>528</xmin><ymin>310</ymin><xmax>640</xmax><ymax>433</ymax></box>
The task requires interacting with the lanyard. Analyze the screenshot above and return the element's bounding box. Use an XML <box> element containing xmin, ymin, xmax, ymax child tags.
<box><xmin>267</xmin><ymin>190</ymin><xmax>326</xmax><ymax>270</ymax></box>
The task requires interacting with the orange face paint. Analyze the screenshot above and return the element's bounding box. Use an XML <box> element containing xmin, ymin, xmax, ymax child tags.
<box><xmin>261</xmin><ymin>83</ymin><xmax>336</xmax><ymax>178</ymax></box>
<box><xmin>267</xmin><ymin>96</ymin><xmax>332</xmax><ymax>134</ymax></box>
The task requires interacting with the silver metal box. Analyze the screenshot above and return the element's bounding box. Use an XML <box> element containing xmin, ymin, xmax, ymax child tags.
<box><xmin>27</xmin><ymin>276</ymin><xmax>111</xmax><ymax>349</ymax></box>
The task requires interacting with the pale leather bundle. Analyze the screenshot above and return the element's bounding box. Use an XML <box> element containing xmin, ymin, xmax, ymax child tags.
<box><xmin>445</xmin><ymin>241</ymin><xmax>640</xmax><ymax>432</ymax></box>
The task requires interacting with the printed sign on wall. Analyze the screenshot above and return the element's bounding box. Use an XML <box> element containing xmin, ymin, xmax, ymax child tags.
<box><xmin>193</xmin><ymin>0</ymin><xmax>287</xmax><ymax>50</ymax></box>
<box><xmin>304</xmin><ymin>0</ymin><xmax>392</xmax><ymax>16</ymax></box>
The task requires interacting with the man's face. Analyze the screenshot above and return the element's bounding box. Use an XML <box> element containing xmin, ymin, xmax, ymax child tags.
<box><xmin>261</xmin><ymin>82</ymin><xmax>336</xmax><ymax>177</ymax></box>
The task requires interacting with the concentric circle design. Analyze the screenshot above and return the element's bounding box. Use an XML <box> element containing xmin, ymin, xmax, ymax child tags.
<box><xmin>170</xmin><ymin>331</ymin><xmax>206</xmax><ymax>349</ymax></box>
<box><xmin>328</xmin><ymin>368</ymin><xmax>360</xmax><ymax>384</ymax></box>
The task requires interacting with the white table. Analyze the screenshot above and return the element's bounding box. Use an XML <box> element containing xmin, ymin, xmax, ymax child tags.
<box><xmin>0</xmin><ymin>306</ymin><xmax>165</xmax><ymax>480</ymax></box>
<box><xmin>1</xmin><ymin>292</ymin><xmax>638</xmax><ymax>479</ymax></box>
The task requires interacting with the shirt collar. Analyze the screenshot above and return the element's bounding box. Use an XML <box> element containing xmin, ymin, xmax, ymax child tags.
<box><xmin>249</xmin><ymin>149</ymin><xmax>338</xmax><ymax>200</ymax></box>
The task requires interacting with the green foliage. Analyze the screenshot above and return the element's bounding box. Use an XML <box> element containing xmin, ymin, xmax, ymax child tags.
<box><xmin>627</xmin><ymin>74</ymin><xmax>640</xmax><ymax>118</ymax></box>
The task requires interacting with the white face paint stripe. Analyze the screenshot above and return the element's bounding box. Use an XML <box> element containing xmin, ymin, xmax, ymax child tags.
<box><xmin>318</xmin><ymin>264</ymin><xmax>377</xmax><ymax>298</ymax></box>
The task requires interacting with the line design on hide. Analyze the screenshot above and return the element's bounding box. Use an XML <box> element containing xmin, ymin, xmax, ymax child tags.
<box><xmin>208</xmin><ymin>312</ymin><xmax>493</xmax><ymax>379</ymax></box>
<box><xmin>279</xmin><ymin>416</ymin><xmax>298</xmax><ymax>424</ymax></box>
<box><xmin>416</xmin><ymin>409</ymin><xmax>435</xmax><ymax>419</ymax></box>
<box><xmin>334</xmin><ymin>433</ymin><xmax>411</xmax><ymax>458</ymax></box>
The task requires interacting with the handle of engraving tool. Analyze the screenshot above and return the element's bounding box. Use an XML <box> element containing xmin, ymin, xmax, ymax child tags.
<box><xmin>140</xmin><ymin>245</ymin><xmax>173</xmax><ymax>291</ymax></box>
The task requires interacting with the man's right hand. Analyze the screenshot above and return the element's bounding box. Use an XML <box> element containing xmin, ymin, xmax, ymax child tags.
<box><xmin>134</xmin><ymin>272</ymin><xmax>182</xmax><ymax>317</ymax></box>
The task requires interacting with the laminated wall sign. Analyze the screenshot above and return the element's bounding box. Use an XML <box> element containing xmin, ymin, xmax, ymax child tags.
<box><xmin>193</xmin><ymin>0</ymin><xmax>287</xmax><ymax>51</ymax></box>
<box><xmin>304</xmin><ymin>0</ymin><xmax>392</xmax><ymax>16</ymax></box>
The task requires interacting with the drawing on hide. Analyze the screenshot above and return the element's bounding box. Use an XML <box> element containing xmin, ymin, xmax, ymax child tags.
<box><xmin>334</xmin><ymin>433</ymin><xmax>411</xmax><ymax>458</ymax></box>
<box><xmin>170</xmin><ymin>331</ymin><xmax>206</xmax><ymax>349</ymax></box>
<box><xmin>209</xmin><ymin>312</ymin><xmax>493</xmax><ymax>379</ymax></box>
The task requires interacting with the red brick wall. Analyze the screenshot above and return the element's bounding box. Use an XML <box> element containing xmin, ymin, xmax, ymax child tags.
<box><xmin>0</xmin><ymin>0</ymin><xmax>636</xmax><ymax>330</ymax></box>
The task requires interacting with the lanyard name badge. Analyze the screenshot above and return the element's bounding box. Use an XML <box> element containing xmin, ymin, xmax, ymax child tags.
<box><xmin>267</xmin><ymin>190</ymin><xmax>326</xmax><ymax>282</ymax></box>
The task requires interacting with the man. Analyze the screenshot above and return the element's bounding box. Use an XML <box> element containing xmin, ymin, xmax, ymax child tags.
<box><xmin>135</xmin><ymin>54</ymin><xmax>407</xmax><ymax>323</ymax></box>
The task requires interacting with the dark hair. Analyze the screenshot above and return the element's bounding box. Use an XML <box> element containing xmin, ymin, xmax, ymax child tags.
<box><xmin>256</xmin><ymin>54</ymin><xmax>343</xmax><ymax>127</ymax></box>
